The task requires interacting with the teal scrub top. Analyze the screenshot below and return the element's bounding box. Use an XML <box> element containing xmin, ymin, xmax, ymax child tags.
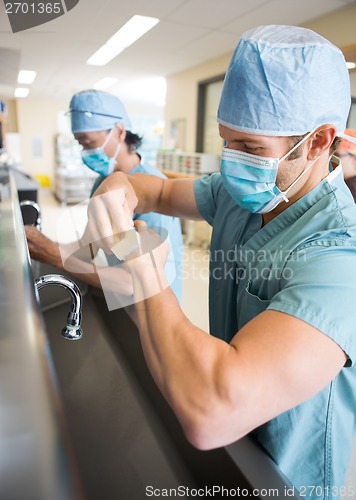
<box><xmin>194</xmin><ymin>159</ymin><xmax>356</xmax><ymax>499</ymax></box>
<box><xmin>91</xmin><ymin>162</ymin><xmax>183</xmax><ymax>303</ymax></box>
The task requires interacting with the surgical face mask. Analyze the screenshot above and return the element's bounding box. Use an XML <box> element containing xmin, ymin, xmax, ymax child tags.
<box><xmin>81</xmin><ymin>128</ymin><xmax>121</xmax><ymax>176</ymax></box>
<box><xmin>220</xmin><ymin>130</ymin><xmax>319</xmax><ymax>214</ymax></box>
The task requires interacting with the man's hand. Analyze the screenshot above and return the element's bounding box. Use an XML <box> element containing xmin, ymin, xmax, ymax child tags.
<box><xmin>25</xmin><ymin>226</ymin><xmax>61</xmax><ymax>267</ymax></box>
<box><xmin>87</xmin><ymin>172</ymin><xmax>138</xmax><ymax>252</ymax></box>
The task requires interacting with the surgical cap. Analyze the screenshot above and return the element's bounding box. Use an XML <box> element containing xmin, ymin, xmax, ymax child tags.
<box><xmin>69</xmin><ymin>89</ymin><xmax>132</xmax><ymax>133</ymax></box>
<box><xmin>217</xmin><ymin>25</ymin><xmax>352</xmax><ymax>138</ymax></box>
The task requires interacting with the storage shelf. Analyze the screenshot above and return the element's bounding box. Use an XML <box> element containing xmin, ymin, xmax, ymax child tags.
<box><xmin>156</xmin><ymin>151</ymin><xmax>219</xmax><ymax>176</ymax></box>
<box><xmin>55</xmin><ymin>134</ymin><xmax>98</xmax><ymax>205</ymax></box>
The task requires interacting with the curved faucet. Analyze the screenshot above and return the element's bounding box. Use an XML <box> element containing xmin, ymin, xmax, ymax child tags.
<box><xmin>20</xmin><ymin>200</ymin><xmax>42</xmax><ymax>231</ymax></box>
<box><xmin>34</xmin><ymin>274</ymin><xmax>83</xmax><ymax>340</ymax></box>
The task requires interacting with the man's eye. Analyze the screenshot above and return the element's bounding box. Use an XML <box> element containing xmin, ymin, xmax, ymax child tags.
<box><xmin>245</xmin><ymin>146</ymin><xmax>264</xmax><ymax>153</ymax></box>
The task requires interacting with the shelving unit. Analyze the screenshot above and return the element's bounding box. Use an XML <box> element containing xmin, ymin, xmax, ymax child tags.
<box><xmin>55</xmin><ymin>168</ymin><xmax>98</xmax><ymax>205</ymax></box>
<box><xmin>156</xmin><ymin>153</ymin><xmax>217</xmax><ymax>249</ymax></box>
<box><xmin>55</xmin><ymin>134</ymin><xmax>98</xmax><ymax>205</ymax></box>
<box><xmin>156</xmin><ymin>151</ymin><xmax>219</xmax><ymax>176</ymax></box>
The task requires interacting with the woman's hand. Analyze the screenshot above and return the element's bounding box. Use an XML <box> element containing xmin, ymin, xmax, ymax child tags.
<box><xmin>25</xmin><ymin>226</ymin><xmax>61</xmax><ymax>267</ymax></box>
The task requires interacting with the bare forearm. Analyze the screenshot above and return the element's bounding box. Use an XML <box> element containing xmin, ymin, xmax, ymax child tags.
<box><xmin>128</xmin><ymin>174</ymin><xmax>202</xmax><ymax>220</ymax></box>
<box><xmin>58</xmin><ymin>240</ymin><xmax>94</xmax><ymax>264</ymax></box>
<box><xmin>131</xmin><ymin>263</ymin><xmax>227</xmax><ymax>434</ymax></box>
<box><xmin>61</xmin><ymin>254</ymin><xmax>134</xmax><ymax>293</ymax></box>
<box><xmin>126</xmin><ymin>173</ymin><xmax>165</xmax><ymax>214</ymax></box>
<box><xmin>25</xmin><ymin>225</ymin><xmax>133</xmax><ymax>293</ymax></box>
<box><xmin>87</xmin><ymin>172</ymin><xmax>202</xmax><ymax>253</ymax></box>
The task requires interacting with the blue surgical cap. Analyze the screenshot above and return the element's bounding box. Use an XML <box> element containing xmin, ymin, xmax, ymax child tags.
<box><xmin>217</xmin><ymin>25</ymin><xmax>351</xmax><ymax>137</ymax></box>
<box><xmin>69</xmin><ymin>89</ymin><xmax>132</xmax><ymax>133</ymax></box>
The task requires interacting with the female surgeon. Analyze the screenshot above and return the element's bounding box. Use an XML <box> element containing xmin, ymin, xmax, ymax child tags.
<box><xmin>25</xmin><ymin>89</ymin><xmax>183</xmax><ymax>308</ymax></box>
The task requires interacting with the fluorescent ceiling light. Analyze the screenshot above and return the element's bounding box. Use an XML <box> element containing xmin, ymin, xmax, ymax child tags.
<box><xmin>346</xmin><ymin>61</ymin><xmax>356</xmax><ymax>70</ymax></box>
<box><xmin>15</xmin><ymin>87</ymin><xmax>30</xmax><ymax>98</ymax></box>
<box><xmin>87</xmin><ymin>45</ymin><xmax>124</xmax><ymax>66</ymax></box>
<box><xmin>93</xmin><ymin>77</ymin><xmax>118</xmax><ymax>90</ymax></box>
<box><xmin>17</xmin><ymin>70</ymin><xmax>37</xmax><ymax>84</ymax></box>
<box><xmin>87</xmin><ymin>15</ymin><xmax>159</xmax><ymax>66</ymax></box>
<box><xmin>107</xmin><ymin>15</ymin><xmax>159</xmax><ymax>48</ymax></box>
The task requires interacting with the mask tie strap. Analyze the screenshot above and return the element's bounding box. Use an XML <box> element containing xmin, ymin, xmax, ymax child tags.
<box><xmin>112</xmin><ymin>141</ymin><xmax>122</xmax><ymax>161</ymax></box>
<box><xmin>102</xmin><ymin>127</ymin><xmax>115</xmax><ymax>149</ymax></box>
<box><xmin>278</xmin><ymin>127</ymin><xmax>317</xmax><ymax>164</ymax></box>
<box><xmin>282</xmin><ymin>155</ymin><xmax>320</xmax><ymax>203</ymax></box>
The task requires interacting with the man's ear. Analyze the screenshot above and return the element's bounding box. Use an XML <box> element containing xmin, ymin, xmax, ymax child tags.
<box><xmin>307</xmin><ymin>125</ymin><xmax>337</xmax><ymax>160</ymax></box>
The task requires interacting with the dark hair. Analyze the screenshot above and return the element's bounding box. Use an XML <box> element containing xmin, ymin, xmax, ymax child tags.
<box><xmin>125</xmin><ymin>131</ymin><xmax>143</xmax><ymax>152</ymax></box>
<box><xmin>287</xmin><ymin>133</ymin><xmax>341</xmax><ymax>160</ymax></box>
<box><xmin>330</xmin><ymin>137</ymin><xmax>342</xmax><ymax>155</ymax></box>
<box><xmin>287</xmin><ymin>133</ymin><xmax>342</xmax><ymax>160</ymax></box>
<box><xmin>104</xmin><ymin>128</ymin><xmax>143</xmax><ymax>151</ymax></box>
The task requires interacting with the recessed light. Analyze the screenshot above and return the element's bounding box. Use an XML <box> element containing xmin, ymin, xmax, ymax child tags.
<box><xmin>17</xmin><ymin>70</ymin><xmax>37</xmax><ymax>84</ymax></box>
<box><xmin>14</xmin><ymin>87</ymin><xmax>30</xmax><ymax>98</ymax></box>
<box><xmin>346</xmin><ymin>61</ymin><xmax>356</xmax><ymax>70</ymax></box>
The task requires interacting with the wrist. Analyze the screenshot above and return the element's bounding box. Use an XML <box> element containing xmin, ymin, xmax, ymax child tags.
<box><xmin>128</xmin><ymin>254</ymin><xmax>169</xmax><ymax>300</ymax></box>
<box><xmin>53</xmin><ymin>243</ymin><xmax>64</xmax><ymax>269</ymax></box>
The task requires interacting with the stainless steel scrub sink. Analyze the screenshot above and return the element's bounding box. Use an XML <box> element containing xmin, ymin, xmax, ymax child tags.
<box><xmin>42</xmin><ymin>287</ymin><xmax>301</xmax><ymax>500</ymax></box>
<box><xmin>2</xmin><ymin>165</ymin><xmax>300</xmax><ymax>499</ymax></box>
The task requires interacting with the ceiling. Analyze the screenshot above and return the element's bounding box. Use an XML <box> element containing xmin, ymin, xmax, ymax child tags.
<box><xmin>0</xmin><ymin>0</ymin><xmax>355</xmax><ymax>108</ymax></box>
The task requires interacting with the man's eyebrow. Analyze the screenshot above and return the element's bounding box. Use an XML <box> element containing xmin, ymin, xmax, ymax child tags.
<box><xmin>230</xmin><ymin>138</ymin><xmax>267</xmax><ymax>146</ymax></box>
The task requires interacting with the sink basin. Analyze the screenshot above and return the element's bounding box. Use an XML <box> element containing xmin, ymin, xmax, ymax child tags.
<box><xmin>1</xmin><ymin>165</ymin><xmax>298</xmax><ymax>499</ymax></box>
<box><xmin>42</xmin><ymin>288</ymin><xmax>300</xmax><ymax>499</ymax></box>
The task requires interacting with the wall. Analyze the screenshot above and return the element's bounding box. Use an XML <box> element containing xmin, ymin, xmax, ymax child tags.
<box><xmin>304</xmin><ymin>3</ymin><xmax>356</xmax><ymax>95</ymax></box>
<box><xmin>2</xmin><ymin>98</ymin><xmax>18</xmax><ymax>133</ymax></box>
<box><xmin>16</xmin><ymin>98</ymin><xmax>68</xmax><ymax>184</ymax></box>
<box><xmin>303</xmin><ymin>4</ymin><xmax>356</xmax><ymax>47</ymax></box>
<box><xmin>164</xmin><ymin>3</ymin><xmax>356</xmax><ymax>152</ymax></box>
<box><xmin>164</xmin><ymin>53</ymin><xmax>231</xmax><ymax>152</ymax></box>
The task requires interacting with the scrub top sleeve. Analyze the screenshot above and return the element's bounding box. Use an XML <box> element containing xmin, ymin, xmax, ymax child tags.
<box><xmin>268</xmin><ymin>244</ymin><xmax>356</xmax><ymax>366</ymax></box>
<box><xmin>193</xmin><ymin>173</ymin><xmax>224</xmax><ymax>226</ymax></box>
<box><xmin>90</xmin><ymin>175</ymin><xmax>106</xmax><ymax>197</ymax></box>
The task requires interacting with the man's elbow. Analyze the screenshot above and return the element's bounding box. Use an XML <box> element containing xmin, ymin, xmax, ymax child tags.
<box><xmin>176</xmin><ymin>383</ymin><xmax>251</xmax><ymax>451</ymax></box>
<box><xmin>180</xmin><ymin>411</ymin><xmax>244</xmax><ymax>451</ymax></box>
<box><xmin>182</xmin><ymin>416</ymin><xmax>217</xmax><ymax>450</ymax></box>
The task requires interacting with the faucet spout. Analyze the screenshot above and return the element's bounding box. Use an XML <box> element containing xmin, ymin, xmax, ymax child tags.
<box><xmin>20</xmin><ymin>200</ymin><xmax>42</xmax><ymax>231</ymax></box>
<box><xmin>34</xmin><ymin>274</ymin><xmax>83</xmax><ymax>340</ymax></box>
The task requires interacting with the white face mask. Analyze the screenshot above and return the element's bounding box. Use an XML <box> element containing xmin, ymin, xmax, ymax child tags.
<box><xmin>220</xmin><ymin>128</ymin><xmax>319</xmax><ymax>214</ymax></box>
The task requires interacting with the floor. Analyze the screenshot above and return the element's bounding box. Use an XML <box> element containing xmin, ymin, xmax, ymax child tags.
<box><xmin>37</xmin><ymin>188</ymin><xmax>355</xmax><ymax>491</ymax></box>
